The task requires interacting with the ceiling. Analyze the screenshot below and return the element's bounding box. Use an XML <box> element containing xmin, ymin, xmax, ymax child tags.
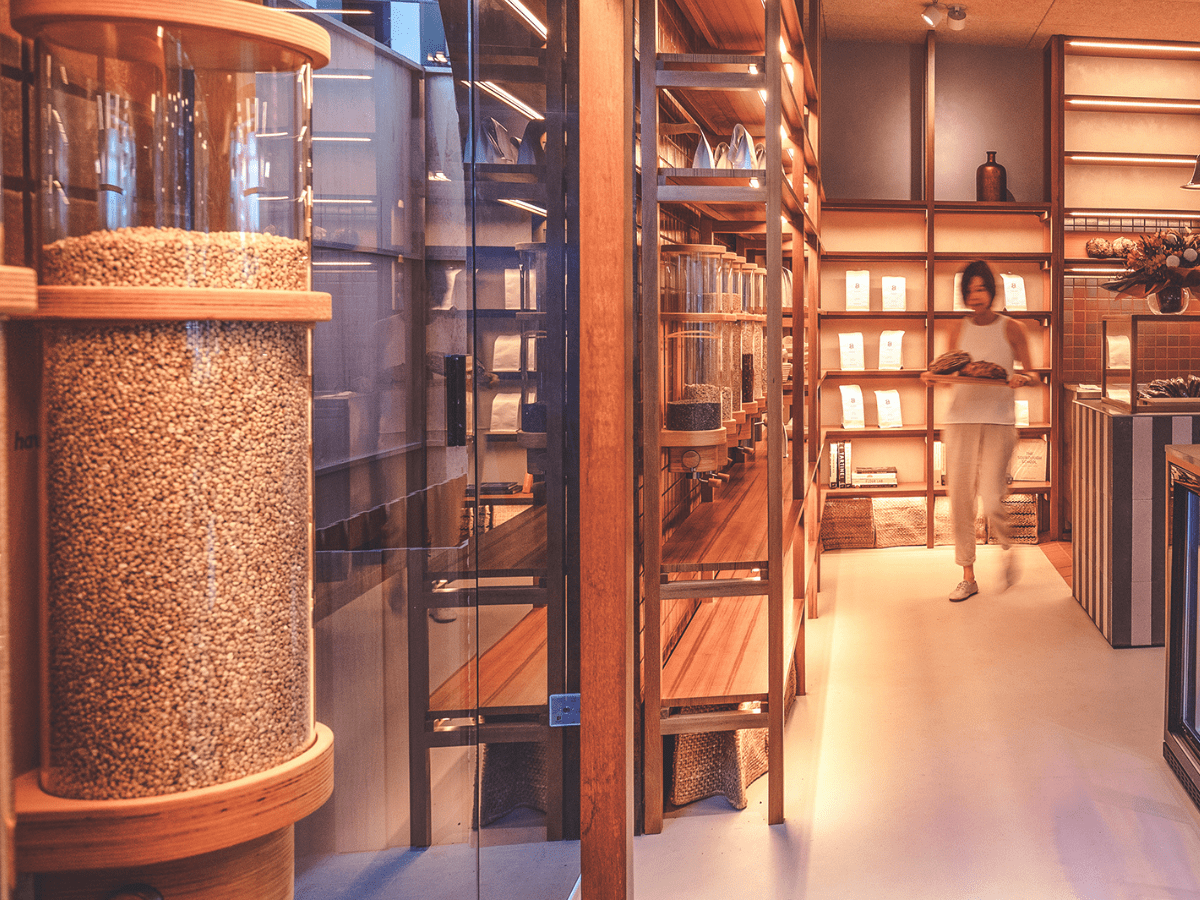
<box><xmin>820</xmin><ymin>0</ymin><xmax>1200</xmax><ymax>49</ymax></box>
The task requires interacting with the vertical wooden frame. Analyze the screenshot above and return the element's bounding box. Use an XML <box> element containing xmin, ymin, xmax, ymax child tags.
<box><xmin>579</xmin><ymin>0</ymin><xmax>635</xmax><ymax>894</ymax></box>
<box><xmin>1048</xmin><ymin>35</ymin><xmax>1066</xmax><ymax>540</ymax></box>
<box><xmin>637</xmin><ymin>0</ymin><xmax>664</xmax><ymax>838</ymax></box>
<box><xmin>924</xmin><ymin>31</ymin><xmax>937</xmax><ymax>547</ymax></box>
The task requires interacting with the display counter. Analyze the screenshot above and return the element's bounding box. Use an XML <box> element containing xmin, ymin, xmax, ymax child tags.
<box><xmin>1071</xmin><ymin>398</ymin><xmax>1200</xmax><ymax>647</ymax></box>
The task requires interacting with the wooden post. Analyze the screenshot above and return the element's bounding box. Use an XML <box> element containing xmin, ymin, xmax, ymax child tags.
<box><xmin>579</xmin><ymin>0</ymin><xmax>634</xmax><ymax>896</ymax></box>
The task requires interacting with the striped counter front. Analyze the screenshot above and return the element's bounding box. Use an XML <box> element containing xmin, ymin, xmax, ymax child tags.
<box><xmin>1072</xmin><ymin>398</ymin><xmax>1200</xmax><ymax>648</ymax></box>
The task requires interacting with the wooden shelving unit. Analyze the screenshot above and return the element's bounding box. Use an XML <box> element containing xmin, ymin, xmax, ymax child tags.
<box><xmin>638</xmin><ymin>0</ymin><xmax>821</xmax><ymax>834</ymax></box>
<box><xmin>816</xmin><ymin>32</ymin><xmax>1058</xmax><ymax>548</ymax></box>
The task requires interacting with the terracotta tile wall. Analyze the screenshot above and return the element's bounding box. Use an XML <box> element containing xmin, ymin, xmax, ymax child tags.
<box><xmin>1062</xmin><ymin>215</ymin><xmax>1200</xmax><ymax>386</ymax></box>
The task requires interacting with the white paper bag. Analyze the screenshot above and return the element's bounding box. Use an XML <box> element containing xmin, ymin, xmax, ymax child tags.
<box><xmin>489</xmin><ymin>392</ymin><xmax>521</xmax><ymax>433</ymax></box>
<box><xmin>874</xmin><ymin>389</ymin><xmax>903</xmax><ymax>429</ymax></box>
<box><xmin>846</xmin><ymin>270</ymin><xmax>870</xmax><ymax>311</ymax></box>
<box><xmin>839</xmin><ymin>332</ymin><xmax>865</xmax><ymax>370</ymax></box>
<box><xmin>526</xmin><ymin>335</ymin><xmax>538</xmax><ymax>372</ymax></box>
<box><xmin>1001</xmin><ymin>274</ymin><xmax>1026</xmax><ymax>311</ymax></box>
<box><xmin>1106</xmin><ymin>333</ymin><xmax>1131</xmax><ymax>368</ymax></box>
<box><xmin>882</xmin><ymin>276</ymin><xmax>906</xmax><ymax>311</ymax></box>
<box><xmin>879</xmin><ymin>330</ymin><xmax>904</xmax><ymax>370</ymax></box>
<box><xmin>492</xmin><ymin>334</ymin><xmax>522</xmax><ymax>372</ymax></box>
<box><xmin>1015</xmin><ymin>399</ymin><xmax>1030</xmax><ymax>427</ymax></box>
<box><xmin>953</xmin><ymin>271</ymin><xmax>969</xmax><ymax>311</ymax></box>
<box><xmin>505</xmin><ymin>268</ymin><xmax>521</xmax><ymax>309</ymax></box>
<box><xmin>840</xmin><ymin>384</ymin><xmax>865</xmax><ymax>429</ymax></box>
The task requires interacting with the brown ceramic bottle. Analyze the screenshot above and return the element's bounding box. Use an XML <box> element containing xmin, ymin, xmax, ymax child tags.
<box><xmin>976</xmin><ymin>151</ymin><xmax>1007</xmax><ymax>201</ymax></box>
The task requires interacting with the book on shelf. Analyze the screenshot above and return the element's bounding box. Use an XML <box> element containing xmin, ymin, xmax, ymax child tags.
<box><xmin>1008</xmin><ymin>437</ymin><xmax>1048</xmax><ymax>484</ymax></box>
<box><xmin>852</xmin><ymin>465</ymin><xmax>898</xmax><ymax>488</ymax></box>
<box><xmin>934</xmin><ymin>440</ymin><xmax>945</xmax><ymax>486</ymax></box>
<box><xmin>829</xmin><ymin>440</ymin><xmax>854</xmax><ymax>488</ymax></box>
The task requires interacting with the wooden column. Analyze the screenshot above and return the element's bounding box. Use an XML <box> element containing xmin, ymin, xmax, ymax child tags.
<box><xmin>578</xmin><ymin>0</ymin><xmax>634</xmax><ymax>896</ymax></box>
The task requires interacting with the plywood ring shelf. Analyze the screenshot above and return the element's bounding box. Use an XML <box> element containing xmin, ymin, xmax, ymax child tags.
<box><xmin>14</xmin><ymin>722</ymin><xmax>334</xmax><ymax>872</ymax></box>
<box><xmin>10</xmin><ymin>0</ymin><xmax>331</xmax><ymax>70</ymax></box>
<box><xmin>18</xmin><ymin>286</ymin><xmax>333</xmax><ymax>322</ymax></box>
<box><xmin>0</xmin><ymin>266</ymin><xmax>38</xmax><ymax>315</ymax></box>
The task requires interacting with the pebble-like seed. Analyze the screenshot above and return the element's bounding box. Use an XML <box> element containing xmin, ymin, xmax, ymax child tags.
<box><xmin>41</xmin><ymin>230</ymin><xmax>312</xmax><ymax>801</ymax></box>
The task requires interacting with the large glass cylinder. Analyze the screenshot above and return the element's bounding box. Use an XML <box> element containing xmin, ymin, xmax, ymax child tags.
<box><xmin>42</xmin><ymin>321</ymin><xmax>313</xmax><ymax>800</ymax></box>
<box><xmin>33</xmin><ymin>13</ymin><xmax>313</xmax><ymax>289</ymax></box>
<box><xmin>665</xmin><ymin>325</ymin><xmax>721</xmax><ymax>433</ymax></box>
<box><xmin>20</xmin><ymin>2</ymin><xmax>329</xmax><ymax>801</ymax></box>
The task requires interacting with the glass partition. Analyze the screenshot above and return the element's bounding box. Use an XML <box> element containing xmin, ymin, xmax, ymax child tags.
<box><xmin>284</xmin><ymin>3</ymin><xmax>579</xmax><ymax>898</ymax></box>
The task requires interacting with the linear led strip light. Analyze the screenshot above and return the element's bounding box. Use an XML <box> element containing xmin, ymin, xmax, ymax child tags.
<box><xmin>499</xmin><ymin>198</ymin><xmax>548</xmax><ymax>216</ymax></box>
<box><xmin>1067</xmin><ymin>211</ymin><xmax>1200</xmax><ymax>220</ymax></box>
<box><xmin>1065</xmin><ymin>153</ymin><xmax>1195</xmax><ymax>165</ymax></box>
<box><xmin>1068</xmin><ymin>39</ymin><xmax>1200</xmax><ymax>55</ymax></box>
<box><xmin>466</xmin><ymin>80</ymin><xmax>544</xmax><ymax>120</ymax></box>
<box><xmin>502</xmin><ymin>0</ymin><xmax>548</xmax><ymax>40</ymax></box>
<box><xmin>1066</xmin><ymin>97</ymin><xmax>1200</xmax><ymax>112</ymax></box>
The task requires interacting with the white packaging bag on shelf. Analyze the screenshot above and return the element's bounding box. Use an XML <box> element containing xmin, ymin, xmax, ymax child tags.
<box><xmin>1106</xmin><ymin>333</ymin><xmax>1131</xmax><ymax>368</ymax></box>
<box><xmin>840</xmin><ymin>384</ymin><xmax>865</xmax><ymax>429</ymax></box>
<box><xmin>1015</xmin><ymin>399</ymin><xmax>1030</xmax><ymax>427</ymax></box>
<box><xmin>839</xmin><ymin>332</ymin><xmax>866</xmax><ymax>370</ymax></box>
<box><xmin>874</xmin><ymin>389</ymin><xmax>903</xmax><ymax>429</ymax></box>
<box><xmin>489</xmin><ymin>393</ymin><xmax>521</xmax><ymax>433</ymax></box>
<box><xmin>492</xmin><ymin>334</ymin><xmax>522</xmax><ymax>372</ymax></box>
<box><xmin>526</xmin><ymin>335</ymin><xmax>538</xmax><ymax>372</ymax></box>
<box><xmin>882</xmin><ymin>276</ymin><xmax>906</xmax><ymax>311</ymax></box>
<box><xmin>934</xmin><ymin>440</ymin><xmax>945</xmax><ymax>486</ymax></box>
<box><xmin>846</xmin><ymin>270</ymin><xmax>870</xmax><ymax>310</ymax></box>
<box><xmin>879</xmin><ymin>330</ymin><xmax>904</xmax><ymax>370</ymax></box>
<box><xmin>953</xmin><ymin>271</ymin><xmax>969</xmax><ymax>311</ymax></box>
<box><xmin>505</xmin><ymin>268</ymin><xmax>521</xmax><ymax>309</ymax></box>
<box><xmin>1001</xmin><ymin>273</ymin><xmax>1027</xmax><ymax>311</ymax></box>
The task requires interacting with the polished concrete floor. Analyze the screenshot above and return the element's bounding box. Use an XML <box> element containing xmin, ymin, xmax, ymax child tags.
<box><xmin>297</xmin><ymin>542</ymin><xmax>1200</xmax><ymax>899</ymax></box>
<box><xmin>634</xmin><ymin>543</ymin><xmax>1200</xmax><ymax>899</ymax></box>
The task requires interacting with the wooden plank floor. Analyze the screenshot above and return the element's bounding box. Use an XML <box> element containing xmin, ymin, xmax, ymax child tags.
<box><xmin>1039</xmin><ymin>540</ymin><xmax>1072</xmax><ymax>589</ymax></box>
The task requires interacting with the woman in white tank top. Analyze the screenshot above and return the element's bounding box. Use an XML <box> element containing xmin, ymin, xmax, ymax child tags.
<box><xmin>921</xmin><ymin>260</ymin><xmax>1038</xmax><ymax>601</ymax></box>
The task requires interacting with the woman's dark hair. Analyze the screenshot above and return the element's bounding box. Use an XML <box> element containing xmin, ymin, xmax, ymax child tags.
<box><xmin>960</xmin><ymin>259</ymin><xmax>997</xmax><ymax>304</ymax></box>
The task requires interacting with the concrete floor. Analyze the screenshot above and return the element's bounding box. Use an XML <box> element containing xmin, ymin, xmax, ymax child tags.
<box><xmin>635</xmin><ymin>543</ymin><xmax>1200</xmax><ymax>899</ymax></box>
<box><xmin>297</xmin><ymin>542</ymin><xmax>1200</xmax><ymax>899</ymax></box>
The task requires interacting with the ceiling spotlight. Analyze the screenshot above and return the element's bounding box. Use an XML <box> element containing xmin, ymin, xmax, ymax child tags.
<box><xmin>947</xmin><ymin>5</ymin><xmax>966</xmax><ymax>29</ymax></box>
<box><xmin>921</xmin><ymin>3</ymin><xmax>943</xmax><ymax>27</ymax></box>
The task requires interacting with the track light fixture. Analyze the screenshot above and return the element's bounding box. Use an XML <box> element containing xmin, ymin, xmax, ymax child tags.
<box><xmin>921</xmin><ymin>3</ymin><xmax>943</xmax><ymax>27</ymax></box>
<box><xmin>948</xmin><ymin>5</ymin><xmax>967</xmax><ymax>30</ymax></box>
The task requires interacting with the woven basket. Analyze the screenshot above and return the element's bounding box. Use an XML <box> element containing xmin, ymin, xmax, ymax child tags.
<box><xmin>933</xmin><ymin>496</ymin><xmax>988</xmax><ymax>546</ymax></box>
<box><xmin>477</xmin><ymin>741</ymin><xmax>548</xmax><ymax>827</ymax></box>
<box><xmin>872</xmin><ymin>497</ymin><xmax>926</xmax><ymax>548</ymax></box>
<box><xmin>988</xmin><ymin>493</ymin><xmax>1039</xmax><ymax>544</ymax></box>
<box><xmin>820</xmin><ymin>497</ymin><xmax>875</xmax><ymax>549</ymax></box>
<box><xmin>668</xmin><ymin>662</ymin><xmax>797</xmax><ymax>809</ymax></box>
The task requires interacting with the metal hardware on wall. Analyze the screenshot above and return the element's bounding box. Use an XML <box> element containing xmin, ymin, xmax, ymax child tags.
<box><xmin>445</xmin><ymin>354</ymin><xmax>467</xmax><ymax>446</ymax></box>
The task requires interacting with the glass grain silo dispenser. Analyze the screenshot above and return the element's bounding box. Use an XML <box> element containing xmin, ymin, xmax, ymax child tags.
<box><xmin>12</xmin><ymin>0</ymin><xmax>333</xmax><ymax>803</ymax></box>
<box><xmin>660</xmin><ymin>244</ymin><xmax>728</xmax><ymax>474</ymax></box>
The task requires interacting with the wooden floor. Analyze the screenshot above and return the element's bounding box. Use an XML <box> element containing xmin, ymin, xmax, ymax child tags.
<box><xmin>1039</xmin><ymin>539</ymin><xmax>1072</xmax><ymax>589</ymax></box>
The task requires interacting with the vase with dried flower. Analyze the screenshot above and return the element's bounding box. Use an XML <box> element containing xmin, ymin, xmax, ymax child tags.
<box><xmin>1103</xmin><ymin>229</ymin><xmax>1200</xmax><ymax>315</ymax></box>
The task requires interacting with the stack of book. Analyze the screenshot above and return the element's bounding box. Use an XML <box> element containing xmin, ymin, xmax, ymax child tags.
<box><xmin>852</xmin><ymin>466</ymin><xmax>898</xmax><ymax>488</ymax></box>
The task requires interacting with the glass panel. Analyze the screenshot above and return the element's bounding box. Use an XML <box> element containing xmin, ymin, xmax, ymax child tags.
<box><xmin>287</xmin><ymin>2</ymin><xmax>579</xmax><ymax>897</ymax></box>
<box><xmin>1182</xmin><ymin>487</ymin><xmax>1200</xmax><ymax>741</ymax></box>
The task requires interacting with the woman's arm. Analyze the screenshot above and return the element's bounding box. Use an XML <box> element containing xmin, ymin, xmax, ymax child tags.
<box><xmin>1005</xmin><ymin>317</ymin><xmax>1038</xmax><ymax>388</ymax></box>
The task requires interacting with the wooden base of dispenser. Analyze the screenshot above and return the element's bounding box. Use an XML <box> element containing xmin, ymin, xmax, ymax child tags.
<box><xmin>662</xmin><ymin>429</ymin><xmax>727</xmax><ymax>474</ymax></box>
<box><xmin>18</xmin><ymin>286</ymin><xmax>332</xmax><ymax>323</ymax></box>
<box><xmin>15</xmin><ymin>723</ymin><xmax>333</xmax><ymax>872</ymax></box>
<box><xmin>32</xmin><ymin>825</ymin><xmax>295</xmax><ymax>900</ymax></box>
<box><xmin>0</xmin><ymin>266</ymin><xmax>38</xmax><ymax>315</ymax></box>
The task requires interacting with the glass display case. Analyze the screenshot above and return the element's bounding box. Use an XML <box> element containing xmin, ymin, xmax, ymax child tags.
<box><xmin>1101</xmin><ymin>315</ymin><xmax>1200</xmax><ymax>412</ymax></box>
<box><xmin>1166</xmin><ymin>445</ymin><xmax>1200</xmax><ymax>808</ymax></box>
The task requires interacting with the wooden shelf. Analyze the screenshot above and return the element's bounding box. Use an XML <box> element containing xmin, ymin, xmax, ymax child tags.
<box><xmin>428</xmin><ymin>606</ymin><xmax>547</xmax><ymax>716</ymax></box>
<box><xmin>822</xmin><ymin>251</ymin><xmax>927</xmax><ymax>262</ymax></box>
<box><xmin>14</xmin><ymin>723</ymin><xmax>334</xmax><ymax>872</ymax></box>
<box><xmin>820</xmin><ymin>368</ymin><xmax>923</xmax><ymax>381</ymax></box>
<box><xmin>818</xmin><ymin>309</ymin><xmax>928</xmax><ymax>319</ymax></box>
<box><xmin>19</xmin><ymin>286</ymin><xmax>333</xmax><ymax>322</ymax></box>
<box><xmin>660</xmin><ymin>596</ymin><xmax>769</xmax><ymax>706</ymax></box>
<box><xmin>822</xmin><ymin>482</ymin><xmax>926</xmax><ymax>499</ymax></box>
<box><xmin>660</xmin><ymin>449</ymin><xmax>799</xmax><ymax>576</ymax></box>
<box><xmin>10</xmin><ymin>0</ymin><xmax>331</xmax><ymax>70</ymax></box>
<box><xmin>823</xmin><ymin>425</ymin><xmax>927</xmax><ymax>440</ymax></box>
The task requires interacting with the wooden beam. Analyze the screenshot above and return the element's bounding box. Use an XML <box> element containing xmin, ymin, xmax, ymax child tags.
<box><xmin>579</xmin><ymin>0</ymin><xmax>634</xmax><ymax>896</ymax></box>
